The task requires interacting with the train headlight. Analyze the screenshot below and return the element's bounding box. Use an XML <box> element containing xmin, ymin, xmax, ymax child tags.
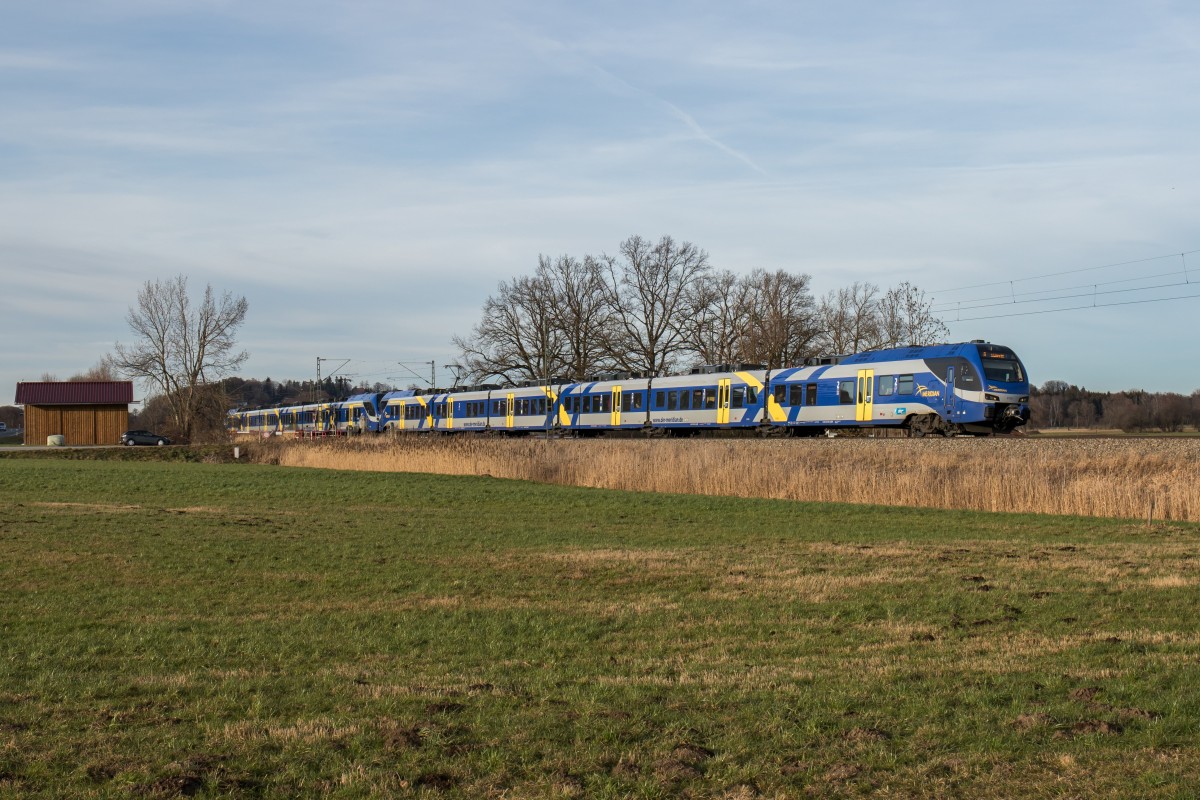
<box><xmin>1019</xmin><ymin>396</ymin><xmax>1029</xmax><ymax>403</ymax></box>
<box><xmin>985</xmin><ymin>393</ymin><xmax>999</xmax><ymax>401</ymax></box>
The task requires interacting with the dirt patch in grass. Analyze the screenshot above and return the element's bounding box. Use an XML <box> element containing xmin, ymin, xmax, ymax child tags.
<box><xmin>31</xmin><ymin>501</ymin><xmax>142</xmax><ymax>513</ymax></box>
<box><xmin>413</xmin><ymin>771</ymin><xmax>458</xmax><ymax>790</ymax></box>
<box><xmin>1056</xmin><ymin>720</ymin><xmax>1125</xmax><ymax>739</ymax></box>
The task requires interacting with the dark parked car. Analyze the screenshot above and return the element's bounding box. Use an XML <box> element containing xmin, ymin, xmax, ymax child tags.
<box><xmin>120</xmin><ymin>430</ymin><xmax>172</xmax><ymax>446</ymax></box>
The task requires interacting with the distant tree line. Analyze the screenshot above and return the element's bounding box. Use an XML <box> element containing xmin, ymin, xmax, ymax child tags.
<box><xmin>453</xmin><ymin>234</ymin><xmax>948</xmax><ymax>385</ymax></box>
<box><xmin>220</xmin><ymin>376</ymin><xmax>369</xmax><ymax>409</ymax></box>
<box><xmin>1030</xmin><ymin>381</ymin><xmax>1200</xmax><ymax>432</ymax></box>
<box><xmin>129</xmin><ymin>376</ymin><xmax>384</xmax><ymax>435</ymax></box>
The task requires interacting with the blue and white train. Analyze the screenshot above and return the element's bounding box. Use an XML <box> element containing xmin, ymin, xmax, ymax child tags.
<box><xmin>227</xmin><ymin>341</ymin><xmax>1030</xmax><ymax>438</ymax></box>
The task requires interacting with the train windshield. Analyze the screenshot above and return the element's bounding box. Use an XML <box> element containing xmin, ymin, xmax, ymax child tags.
<box><xmin>976</xmin><ymin>346</ymin><xmax>1025</xmax><ymax>383</ymax></box>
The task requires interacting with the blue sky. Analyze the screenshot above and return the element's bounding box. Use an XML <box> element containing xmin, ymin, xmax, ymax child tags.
<box><xmin>3</xmin><ymin>0</ymin><xmax>1199</xmax><ymax>399</ymax></box>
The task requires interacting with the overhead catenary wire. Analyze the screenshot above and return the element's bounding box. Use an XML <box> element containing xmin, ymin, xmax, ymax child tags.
<box><xmin>932</xmin><ymin>248</ymin><xmax>1200</xmax><ymax>295</ymax></box>
<box><xmin>934</xmin><ymin>247</ymin><xmax>1200</xmax><ymax>324</ymax></box>
<box><xmin>930</xmin><ymin>266</ymin><xmax>1196</xmax><ymax>312</ymax></box>
<box><xmin>945</xmin><ymin>287</ymin><xmax>1200</xmax><ymax>322</ymax></box>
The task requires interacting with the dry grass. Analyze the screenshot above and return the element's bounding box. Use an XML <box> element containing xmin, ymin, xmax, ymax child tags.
<box><xmin>253</xmin><ymin>435</ymin><xmax>1200</xmax><ymax>521</ymax></box>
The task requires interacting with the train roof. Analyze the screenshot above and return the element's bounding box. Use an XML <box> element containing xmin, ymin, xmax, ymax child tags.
<box><xmin>834</xmin><ymin>341</ymin><xmax>1019</xmax><ymax>366</ymax></box>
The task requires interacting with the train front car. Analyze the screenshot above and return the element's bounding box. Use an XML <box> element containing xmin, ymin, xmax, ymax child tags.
<box><xmin>902</xmin><ymin>341</ymin><xmax>1030</xmax><ymax>436</ymax></box>
<box><xmin>338</xmin><ymin>392</ymin><xmax>385</xmax><ymax>434</ymax></box>
<box><xmin>966</xmin><ymin>342</ymin><xmax>1030</xmax><ymax>433</ymax></box>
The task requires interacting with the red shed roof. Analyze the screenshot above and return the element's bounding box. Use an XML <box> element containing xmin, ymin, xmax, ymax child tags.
<box><xmin>15</xmin><ymin>381</ymin><xmax>134</xmax><ymax>405</ymax></box>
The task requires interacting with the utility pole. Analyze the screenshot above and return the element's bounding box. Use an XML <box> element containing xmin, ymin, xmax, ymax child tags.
<box><xmin>316</xmin><ymin>358</ymin><xmax>351</xmax><ymax>403</ymax></box>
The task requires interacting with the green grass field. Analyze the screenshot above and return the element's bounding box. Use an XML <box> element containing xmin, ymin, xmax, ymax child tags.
<box><xmin>2</xmin><ymin>458</ymin><xmax>1199</xmax><ymax>798</ymax></box>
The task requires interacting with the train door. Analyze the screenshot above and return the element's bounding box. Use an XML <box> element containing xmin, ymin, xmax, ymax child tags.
<box><xmin>446</xmin><ymin>396</ymin><xmax>454</xmax><ymax>430</ymax></box>
<box><xmin>506</xmin><ymin>393</ymin><xmax>515</xmax><ymax>429</ymax></box>
<box><xmin>856</xmin><ymin>369</ymin><xmax>874</xmax><ymax>422</ymax></box>
<box><xmin>944</xmin><ymin>366</ymin><xmax>956</xmax><ymax>414</ymax></box>
<box><xmin>611</xmin><ymin>386</ymin><xmax>622</xmax><ymax>427</ymax></box>
<box><xmin>717</xmin><ymin>378</ymin><xmax>731</xmax><ymax>424</ymax></box>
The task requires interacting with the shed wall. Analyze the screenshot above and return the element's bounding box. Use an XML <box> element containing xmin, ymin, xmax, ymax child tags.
<box><xmin>24</xmin><ymin>405</ymin><xmax>129</xmax><ymax>446</ymax></box>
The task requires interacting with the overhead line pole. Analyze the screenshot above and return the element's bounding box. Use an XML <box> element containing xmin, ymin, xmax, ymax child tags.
<box><xmin>395</xmin><ymin>360</ymin><xmax>437</xmax><ymax>389</ymax></box>
<box><xmin>316</xmin><ymin>358</ymin><xmax>352</xmax><ymax>403</ymax></box>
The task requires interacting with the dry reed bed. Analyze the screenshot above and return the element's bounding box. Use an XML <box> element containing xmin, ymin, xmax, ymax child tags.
<box><xmin>255</xmin><ymin>435</ymin><xmax>1200</xmax><ymax>522</ymax></box>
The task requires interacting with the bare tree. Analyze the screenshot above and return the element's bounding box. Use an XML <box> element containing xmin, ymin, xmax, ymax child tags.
<box><xmin>816</xmin><ymin>282</ymin><xmax>880</xmax><ymax>355</ymax></box>
<box><xmin>682</xmin><ymin>269</ymin><xmax>753</xmax><ymax>366</ymax></box>
<box><xmin>545</xmin><ymin>254</ymin><xmax>612</xmax><ymax>380</ymax></box>
<box><xmin>875</xmin><ymin>282</ymin><xmax>948</xmax><ymax>348</ymax></box>
<box><xmin>1036</xmin><ymin>380</ymin><xmax>1070</xmax><ymax>428</ymax></box>
<box><xmin>68</xmin><ymin>357</ymin><xmax>119</xmax><ymax>382</ymax></box>
<box><xmin>453</xmin><ymin>272</ymin><xmax>565</xmax><ymax>385</ymax></box>
<box><xmin>113</xmin><ymin>275</ymin><xmax>248</xmax><ymax>441</ymax></box>
<box><xmin>598</xmin><ymin>235</ymin><xmax>711</xmax><ymax>375</ymax></box>
<box><xmin>739</xmin><ymin>269</ymin><xmax>820</xmax><ymax>368</ymax></box>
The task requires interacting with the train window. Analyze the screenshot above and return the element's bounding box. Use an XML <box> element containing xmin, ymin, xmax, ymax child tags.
<box><xmin>704</xmin><ymin>388</ymin><xmax>716</xmax><ymax>409</ymax></box>
<box><xmin>602</xmin><ymin>394</ymin><xmax>612</xmax><ymax>414</ymax></box>
<box><xmin>693</xmin><ymin>389</ymin><xmax>705</xmax><ymax>409</ymax></box>
<box><xmin>731</xmin><ymin>387</ymin><xmax>745</xmax><ymax>408</ymax></box>
<box><xmin>806</xmin><ymin>383</ymin><xmax>817</xmax><ymax>405</ymax></box>
<box><xmin>655</xmin><ymin>391</ymin><xmax>665</xmax><ymax>409</ymax></box>
<box><xmin>878</xmin><ymin>375</ymin><xmax>895</xmax><ymax>396</ymax></box>
<box><xmin>747</xmin><ymin>387</ymin><xmax>759</xmax><ymax>404</ymax></box>
<box><xmin>667</xmin><ymin>391</ymin><xmax>678</xmax><ymax>410</ymax></box>
<box><xmin>926</xmin><ymin>357</ymin><xmax>980</xmax><ymax>388</ymax></box>
<box><xmin>773</xmin><ymin>385</ymin><xmax>787</xmax><ymax>405</ymax></box>
<box><xmin>679</xmin><ymin>391</ymin><xmax>691</xmax><ymax>410</ymax></box>
<box><xmin>898</xmin><ymin>375</ymin><xmax>914</xmax><ymax>395</ymax></box>
<box><xmin>632</xmin><ymin>392</ymin><xmax>643</xmax><ymax>411</ymax></box>
<box><xmin>838</xmin><ymin>380</ymin><xmax>855</xmax><ymax>404</ymax></box>
<box><xmin>979</xmin><ymin>354</ymin><xmax>1024</xmax><ymax>383</ymax></box>
<box><xmin>621</xmin><ymin>393</ymin><xmax>631</xmax><ymax>412</ymax></box>
<box><xmin>957</xmin><ymin>359</ymin><xmax>980</xmax><ymax>388</ymax></box>
<box><xmin>789</xmin><ymin>385</ymin><xmax>803</xmax><ymax>406</ymax></box>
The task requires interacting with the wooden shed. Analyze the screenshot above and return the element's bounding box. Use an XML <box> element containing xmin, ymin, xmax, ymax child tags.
<box><xmin>14</xmin><ymin>382</ymin><xmax>134</xmax><ymax>446</ymax></box>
